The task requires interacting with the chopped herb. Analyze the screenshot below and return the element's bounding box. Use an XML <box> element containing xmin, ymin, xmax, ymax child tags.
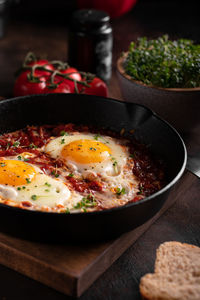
<box><xmin>6</xmin><ymin>143</ymin><xmax>10</xmax><ymax>150</ymax></box>
<box><xmin>137</xmin><ymin>185</ymin><xmax>144</xmax><ymax>195</ymax></box>
<box><xmin>51</xmin><ymin>170</ymin><xmax>59</xmax><ymax>178</ymax></box>
<box><xmin>113</xmin><ymin>160</ymin><xmax>118</xmax><ymax>173</ymax></box>
<box><xmin>17</xmin><ymin>187</ymin><xmax>21</xmax><ymax>191</ymax></box>
<box><xmin>31</xmin><ymin>194</ymin><xmax>37</xmax><ymax>200</ymax></box>
<box><xmin>68</xmin><ymin>173</ymin><xmax>74</xmax><ymax>177</ymax></box>
<box><xmin>29</xmin><ymin>143</ymin><xmax>38</xmax><ymax>149</ymax></box>
<box><xmin>94</xmin><ymin>134</ymin><xmax>101</xmax><ymax>140</ymax></box>
<box><xmin>45</xmin><ymin>182</ymin><xmax>51</xmax><ymax>187</ymax></box>
<box><xmin>17</xmin><ymin>156</ymin><xmax>22</xmax><ymax>160</ymax></box>
<box><xmin>116</xmin><ymin>187</ymin><xmax>126</xmax><ymax>196</ymax></box>
<box><xmin>22</xmin><ymin>186</ymin><xmax>26</xmax><ymax>189</ymax></box>
<box><xmin>61</xmin><ymin>138</ymin><xmax>65</xmax><ymax>144</ymax></box>
<box><xmin>66</xmin><ymin>208</ymin><xmax>70</xmax><ymax>214</ymax></box>
<box><xmin>89</xmin><ymin>147</ymin><xmax>96</xmax><ymax>151</ymax></box>
<box><xmin>60</xmin><ymin>131</ymin><xmax>69</xmax><ymax>136</ymax></box>
<box><xmin>26</xmin><ymin>178</ymin><xmax>31</xmax><ymax>184</ymax></box>
<box><xmin>24</xmin><ymin>158</ymin><xmax>29</xmax><ymax>162</ymax></box>
<box><xmin>130</xmin><ymin>154</ymin><xmax>134</xmax><ymax>158</ymax></box>
<box><xmin>94</xmin><ymin>133</ymin><xmax>109</xmax><ymax>144</ymax></box>
<box><xmin>0</xmin><ymin>162</ymin><xmax>6</xmax><ymax>167</ymax></box>
<box><xmin>13</xmin><ymin>141</ymin><xmax>20</xmax><ymax>147</ymax></box>
<box><xmin>74</xmin><ymin>194</ymin><xmax>97</xmax><ymax>210</ymax></box>
<box><xmin>45</xmin><ymin>189</ymin><xmax>50</xmax><ymax>192</ymax></box>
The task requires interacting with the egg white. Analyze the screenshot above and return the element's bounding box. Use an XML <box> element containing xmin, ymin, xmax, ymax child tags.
<box><xmin>45</xmin><ymin>133</ymin><xmax>128</xmax><ymax>176</ymax></box>
<box><xmin>0</xmin><ymin>155</ymin><xmax>83</xmax><ymax>210</ymax></box>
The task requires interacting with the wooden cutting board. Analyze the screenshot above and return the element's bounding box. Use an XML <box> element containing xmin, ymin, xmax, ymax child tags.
<box><xmin>0</xmin><ymin>172</ymin><xmax>191</xmax><ymax>298</ymax></box>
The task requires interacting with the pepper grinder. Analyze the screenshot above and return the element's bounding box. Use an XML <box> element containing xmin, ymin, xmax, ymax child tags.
<box><xmin>68</xmin><ymin>9</ymin><xmax>113</xmax><ymax>82</ymax></box>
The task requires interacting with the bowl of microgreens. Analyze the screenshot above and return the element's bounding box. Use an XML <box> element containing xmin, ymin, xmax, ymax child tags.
<box><xmin>117</xmin><ymin>35</ymin><xmax>200</xmax><ymax>132</ymax></box>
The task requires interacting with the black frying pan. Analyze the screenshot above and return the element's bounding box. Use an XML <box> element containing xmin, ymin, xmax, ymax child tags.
<box><xmin>0</xmin><ymin>94</ymin><xmax>186</xmax><ymax>242</ymax></box>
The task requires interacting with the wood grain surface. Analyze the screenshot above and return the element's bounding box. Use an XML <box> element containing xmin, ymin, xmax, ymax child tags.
<box><xmin>0</xmin><ymin>171</ymin><xmax>187</xmax><ymax>297</ymax></box>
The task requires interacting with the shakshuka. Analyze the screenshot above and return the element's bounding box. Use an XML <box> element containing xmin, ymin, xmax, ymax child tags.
<box><xmin>0</xmin><ymin>124</ymin><xmax>165</xmax><ymax>213</ymax></box>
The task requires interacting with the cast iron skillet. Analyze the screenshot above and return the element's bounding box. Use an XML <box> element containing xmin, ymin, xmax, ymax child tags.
<box><xmin>0</xmin><ymin>93</ymin><xmax>186</xmax><ymax>242</ymax></box>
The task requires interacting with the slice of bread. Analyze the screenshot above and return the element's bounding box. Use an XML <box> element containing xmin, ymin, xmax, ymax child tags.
<box><xmin>139</xmin><ymin>241</ymin><xmax>200</xmax><ymax>300</ymax></box>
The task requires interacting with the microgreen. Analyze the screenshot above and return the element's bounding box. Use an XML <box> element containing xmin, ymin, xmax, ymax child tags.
<box><xmin>125</xmin><ymin>35</ymin><xmax>200</xmax><ymax>88</ymax></box>
<box><xmin>116</xmin><ymin>187</ymin><xmax>126</xmax><ymax>196</ymax></box>
<box><xmin>51</xmin><ymin>170</ymin><xmax>59</xmax><ymax>177</ymax></box>
<box><xmin>94</xmin><ymin>134</ymin><xmax>101</xmax><ymax>140</ymax></box>
<box><xmin>29</xmin><ymin>143</ymin><xmax>38</xmax><ymax>149</ymax></box>
<box><xmin>137</xmin><ymin>185</ymin><xmax>144</xmax><ymax>195</ymax></box>
<box><xmin>13</xmin><ymin>141</ymin><xmax>20</xmax><ymax>147</ymax></box>
<box><xmin>60</xmin><ymin>131</ymin><xmax>69</xmax><ymax>136</ymax></box>
<box><xmin>74</xmin><ymin>194</ymin><xmax>97</xmax><ymax>210</ymax></box>
<box><xmin>68</xmin><ymin>173</ymin><xmax>74</xmax><ymax>177</ymax></box>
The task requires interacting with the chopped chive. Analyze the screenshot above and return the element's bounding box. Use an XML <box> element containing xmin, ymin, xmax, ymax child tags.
<box><xmin>60</xmin><ymin>131</ymin><xmax>69</xmax><ymax>136</ymax></box>
<box><xmin>26</xmin><ymin>178</ymin><xmax>31</xmax><ymax>184</ymax></box>
<box><xmin>61</xmin><ymin>138</ymin><xmax>65</xmax><ymax>144</ymax></box>
<box><xmin>116</xmin><ymin>187</ymin><xmax>126</xmax><ymax>196</ymax></box>
<box><xmin>94</xmin><ymin>134</ymin><xmax>100</xmax><ymax>140</ymax></box>
<box><xmin>17</xmin><ymin>156</ymin><xmax>22</xmax><ymax>160</ymax></box>
<box><xmin>137</xmin><ymin>185</ymin><xmax>144</xmax><ymax>195</ymax></box>
<box><xmin>31</xmin><ymin>194</ymin><xmax>37</xmax><ymax>200</ymax></box>
<box><xmin>17</xmin><ymin>187</ymin><xmax>21</xmax><ymax>191</ymax></box>
<box><xmin>45</xmin><ymin>182</ymin><xmax>51</xmax><ymax>187</ymax></box>
<box><xmin>29</xmin><ymin>143</ymin><xmax>38</xmax><ymax>149</ymax></box>
<box><xmin>13</xmin><ymin>141</ymin><xmax>20</xmax><ymax>147</ymax></box>
<box><xmin>45</xmin><ymin>189</ymin><xmax>50</xmax><ymax>192</ymax></box>
<box><xmin>51</xmin><ymin>170</ymin><xmax>59</xmax><ymax>178</ymax></box>
<box><xmin>74</xmin><ymin>194</ymin><xmax>97</xmax><ymax>210</ymax></box>
<box><xmin>68</xmin><ymin>173</ymin><xmax>74</xmax><ymax>177</ymax></box>
<box><xmin>66</xmin><ymin>208</ymin><xmax>70</xmax><ymax>214</ymax></box>
<box><xmin>0</xmin><ymin>162</ymin><xmax>6</xmax><ymax>167</ymax></box>
<box><xmin>6</xmin><ymin>143</ymin><xmax>10</xmax><ymax>150</ymax></box>
<box><xmin>24</xmin><ymin>158</ymin><xmax>29</xmax><ymax>162</ymax></box>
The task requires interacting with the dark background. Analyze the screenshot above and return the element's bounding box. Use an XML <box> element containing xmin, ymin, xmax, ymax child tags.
<box><xmin>0</xmin><ymin>0</ymin><xmax>200</xmax><ymax>299</ymax></box>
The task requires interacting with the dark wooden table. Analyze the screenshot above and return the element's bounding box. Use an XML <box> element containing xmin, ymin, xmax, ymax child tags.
<box><xmin>0</xmin><ymin>1</ymin><xmax>200</xmax><ymax>299</ymax></box>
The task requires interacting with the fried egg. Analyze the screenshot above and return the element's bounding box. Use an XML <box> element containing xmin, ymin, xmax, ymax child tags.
<box><xmin>0</xmin><ymin>158</ymin><xmax>77</xmax><ymax>209</ymax></box>
<box><xmin>45</xmin><ymin>133</ymin><xmax>128</xmax><ymax>176</ymax></box>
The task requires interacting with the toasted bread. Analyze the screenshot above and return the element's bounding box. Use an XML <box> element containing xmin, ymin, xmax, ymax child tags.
<box><xmin>140</xmin><ymin>241</ymin><xmax>200</xmax><ymax>300</ymax></box>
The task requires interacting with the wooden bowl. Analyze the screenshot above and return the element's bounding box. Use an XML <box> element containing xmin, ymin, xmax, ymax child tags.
<box><xmin>117</xmin><ymin>53</ymin><xmax>200</xmax><ymax>133</ymax></box>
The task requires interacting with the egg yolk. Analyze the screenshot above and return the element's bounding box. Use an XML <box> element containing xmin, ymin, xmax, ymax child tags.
<box><xmin>0</xmin><ymin>160</ymin><xmax>36</xmax><ymax>186</ymax></box>
<box><xmin>61</xmin><ymin>139</ymin><xmax>112</xmax><ymax>164</ymax></box>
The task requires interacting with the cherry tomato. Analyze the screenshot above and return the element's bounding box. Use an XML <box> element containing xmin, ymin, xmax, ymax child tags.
<box><xmin>14</xmin><ymin>59</ymin><xmax>55</xmax><ymax>97</ymax></box>
<box><xmin>28</xmin><ymin>59</ymin><xmax>54</xmax><ymax>76</ymax></box>
<box><xmin>44</xmin><ymin>77</ymin><xmax>72</xmax><ymax>94</ymax></box>
<box><xmin>57</xmin><ymin>67</ymin><xmax>82</xmax><ymax>91</ymax></box>
<box><xmin>14</xmin><ymin>71</ymin><xmax>47</xmax><ymax>97</ymax></box>
<box><xmin>78</xmin><ymin>77</ymin><xmax>108</xmax><ymax>97</ymax></box>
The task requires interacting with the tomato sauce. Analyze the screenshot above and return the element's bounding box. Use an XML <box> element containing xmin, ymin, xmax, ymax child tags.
<box><xmin>0</xmin><ymin>124</ymin><xmax>165</xmax><ymax>201</ymax></box>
